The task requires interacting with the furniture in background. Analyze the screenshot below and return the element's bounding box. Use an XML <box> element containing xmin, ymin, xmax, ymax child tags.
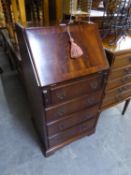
<box><xmin>16</xmin><ymin>23</ymin><xmax>109</xmax><ymax>156</ymax></box>
<box><xmin>101</xmin><ymin>35</ymin><xmax>131</xmax><ymax>111</ymax></box>
<box><xmin>0</xmin><ymin>0</ymin><xmax>65</xmax><ymax>72</ymax></box>
<box><xmin>0</xmin><ymin>0</ymin><xmax>5</xmax><ymax>28</ymax></box>
<box><xmin>100</xmin><ymin>0</ymin><xmax>131</xmax><ymax>114</ymax></box>
<box><xmin>102</xmin><ymin>0</ymin><xmax>131</xmax><ymax>43</ymax></box>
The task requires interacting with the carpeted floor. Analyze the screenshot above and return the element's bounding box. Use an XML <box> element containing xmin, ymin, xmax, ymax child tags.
<box><xmin>0</xmin><ymin>47</ymin><xmax>131</xmax><ymax>175</ymax></box>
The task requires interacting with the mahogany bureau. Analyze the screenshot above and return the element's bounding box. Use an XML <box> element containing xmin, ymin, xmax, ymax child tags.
<box><xmin>16</xmin><ymin>23</ymin><xmax>109</xmax><ymax>156</ymax></box>
<box><xmin>101</xmin><ymin>35</ymin><xmax>131</xmax><ymax>110</ymax></box>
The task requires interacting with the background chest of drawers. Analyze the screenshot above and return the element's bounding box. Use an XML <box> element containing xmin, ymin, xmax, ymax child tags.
<box><xmin>101</xmin><ymin>35</ymin><xmax>131</xmax><ymax>110</ymax></box>
<box><xmin>16</xmin><ymin>23</ymin><xmax>109</xmax><ymax>156</ymax></box>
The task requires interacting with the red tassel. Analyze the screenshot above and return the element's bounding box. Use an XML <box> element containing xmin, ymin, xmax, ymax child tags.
<box><xmin>67</xmin><ymin>26</ymin><xmax>83</xmax><ymax>59</ymax></box>
<box><xmin>70</xmin><ymin>38</ymin><xmax>83</xmax><ymax>58</ymax></box>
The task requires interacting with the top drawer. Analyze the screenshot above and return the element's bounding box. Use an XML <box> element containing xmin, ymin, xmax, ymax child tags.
<box><xmin>43</xmin><ymin>73</ymin><xmax>104</xmax><ymax>106</ymax></box>
<box><xmin>113</xmin><ymin>54</ymin><xmax>131</xmax><ymax>70</ymax></box>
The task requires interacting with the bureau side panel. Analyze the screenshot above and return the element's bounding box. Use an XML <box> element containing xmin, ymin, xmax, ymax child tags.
<box><xmin>16</xmin><ymin>24</ymin><xmax>48</xmax><ymax>151</ymax></box>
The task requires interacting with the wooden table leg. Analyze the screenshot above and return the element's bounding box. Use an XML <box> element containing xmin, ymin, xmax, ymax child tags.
<box><xmin>122</xmin><ymin>99</ymin><xmax>130</xmax><ymax>115</ymax></box>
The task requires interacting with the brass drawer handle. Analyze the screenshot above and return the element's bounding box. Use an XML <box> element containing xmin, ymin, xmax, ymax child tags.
<box><xmin>80</xmin><ymin>121</ymin><xmax>93</xmax><ymax>132</ymax></box>
<box><xmin>124</xmin><ymin>68</ymin><xmax>130</xmax><ymax>74</ymax></box>
<box><xmin>56</xmin><ymin>108</ymin><xmax>65</xmax><ymax>117</ymax></box>
<box><xmin>115</xmin><ymin>95</ymin><xmax>123</xmax><ymax>101</ymax></box>
<box><xmin>90</xmin><ymin>81</ymin><xmax>99</xmax><ymax>90</ymax></box>
<box><xmin>83</xmin><ymin>113</ymin><xmax>93</xmax><ymax>120</ymax></box>
<box><xmin>118</xmin><ymin>86</ymin><xmax>127</xmax><ymax>93</ymax></box>
<box><xmin>128</xmin><ymin>57</ymin><xmax>131</xmax><ymax>62</ymax></box>
<box><xmin>122</xmin><ymin>86</ymin><xmax>127</xmax><ymax>91</ymax></box>
<box><xmin>59</xmin><ymin>123</ymin><xmax>65</xmax><ymax>130</ymax></box>
<box><xmin>86</xmin><ymin>97</ymin><xmax>95</xmax><ymax>105</ymax></box>
<box><xmin>121</xmin><ymin>77</ymin><xmax>129</xmax><ymax>83</ymax></box>
<box><xmin>80</xmin><ymin>125</ymin><xmax>88</xmax><ymax>132</ymax></box>
<box><xmin>56</xmin><ymin>92</ymin><xmax>66</xmax><ymax>100</ymax></box>
<box><xmin>118</xmin><ymin>88</ymin><xmax>123</xmax><ymax>93</ymax></box>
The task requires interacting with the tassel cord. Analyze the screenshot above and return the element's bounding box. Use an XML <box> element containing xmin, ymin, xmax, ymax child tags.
<box><xmin>67</xmin><ymin>25</ymin><xmax>74</xmax><ymax>43</ymax></box>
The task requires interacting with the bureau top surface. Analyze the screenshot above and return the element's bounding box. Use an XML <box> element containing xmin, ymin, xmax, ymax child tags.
<box><xmin>103</xmin><ymin>35</ymin><xmax>131</xmax><ymax>55</ymax></box>
<box><xmin>25</xmin><ymin>23</ymin><xmax>109</xmax><ymax>87</ymax></box>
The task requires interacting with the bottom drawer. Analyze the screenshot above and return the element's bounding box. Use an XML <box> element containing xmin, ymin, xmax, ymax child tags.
<box><xmin>102</xmin><ymin>90</ymin><xmax>131</xmax><ymax>109</ymax></box>
<box><xmin>48</xmin><ymin>117</ymin><xmax>97</xmax><ymax>147</ymax></box>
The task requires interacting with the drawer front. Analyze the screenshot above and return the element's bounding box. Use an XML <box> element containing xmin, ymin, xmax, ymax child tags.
<box><xmin>48</xmin><ymin>117</ymin><xmax>97</xmax><ymax>147</ymax></box>
<box><xmin>113</xmin><ymin>54</ymin><xmax>131</xmax><ymax>69</ymax></box>
<box><xmin>45</xmin><ymin>90</ymin><xmax>102</xmax><ymax>123</ymax></box>
<box><xmin>105</xmin><ymin>84</ymin><xmax>131</xmax><ymax>97</ymax></box>
<box><xmin>47</xmin><ymin>105</ymin><xmax>99</xmax><ymax>136</ymax></box>
<box><xmin>106</xmin><ymin>75</ymin><xmax>131</xmax><ymax>90</ymax></box>
<box><xmin>102</xmin><ymin>89</ymin><xmax>131</xmax><ymax>109</ymax></box>
<box><xmin>109</xmin><ymin>66</ymin><xmax>131</xmax><ymax>80</ymax></box>
<box><xmin>44</xmin><ymin>74</ymin><xmax>103</xmax><ymax>106</ymax></box>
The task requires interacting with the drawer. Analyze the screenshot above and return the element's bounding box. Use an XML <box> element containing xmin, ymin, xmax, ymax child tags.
<box><xmin>109</xmin><ymin>66</ymin><xmax>131</xmax><ymax>80</ymax></box>
<box><xmin>106</xmin><ymin>75</ymin><xmax>131</xmax><ymax>90</ymax></box>
<box><xmin>105</xmin><ymin>83</ymin><xmax>131</xmax><ymax>97</ymax></box>
<box><xmin>113</xmin><ymin>54</ymin><xmax>131</xmax><ymax>69</ymax></box>
<box><xmin>43</xmin><ymin>73</ymin><xmax>104</xmax><ymax>106</ymax></box>
<box><xmin>102</xmin><ymin>89</ymin><xmax>131</xmax><ymax>109</ymax></box>
<box><xmin>48</xmin><ymin>117</ymin><xmax>97</xmax><ymax>147</ymax></box>
<box><xmin>45</xmin><ymin>90</ymin><xmax>102</xmax><ymax>123</ymax></box>
<box><xmin>47</xmin><ymin>105</ymin><xmax>99</xmax><ymax>136</ymax></box>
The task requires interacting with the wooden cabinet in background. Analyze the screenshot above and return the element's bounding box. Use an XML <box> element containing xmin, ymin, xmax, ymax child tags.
<box><xmin>101</xmin><ymin>35</ymin><xmax>131</xmax><ymax>110</ymax></box>
<box><xmin>16</xmin><ymin>23</ymin><xmax>109</xmax><ymax>156</ymax></box>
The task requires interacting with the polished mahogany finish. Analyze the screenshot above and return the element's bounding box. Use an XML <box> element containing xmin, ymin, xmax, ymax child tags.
<box><xmin>16</xmin><ymin>22</ymin><xmax>109</xmax><ymax>156</ymax></box>
<box><xmin>46</xmin><ymin>73</ymin><xmax>103</xmax><ymax>106</ymax></box>
<box><xmin>101</xmin><ymin>35</ymin><xmax>131</xmax><ymax>110</ymax></box>
<box><xmin>47</xmin><ymin>105</ymin><xmax>99</xmax><ymax>136</ymax></box>
<box><xmin>45</xmin><ymin>90</ymin><xmax>102</xmax><ymax>123</ymax></box>
<box><xmin>48</xmin><ymin>116</ymin><xmax>97</xmax><ymax>147</ymax></box>
<box><xmin>25</xmin><ymin>22</ymin><xmax>109</xmax><ymax>87</ymax></box>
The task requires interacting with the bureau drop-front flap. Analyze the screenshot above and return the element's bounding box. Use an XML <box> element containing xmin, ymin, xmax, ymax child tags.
<box><xmin>24</xmin><ymin>23</ymin><xmax>109</xmax><ymax>87</ymax></box>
